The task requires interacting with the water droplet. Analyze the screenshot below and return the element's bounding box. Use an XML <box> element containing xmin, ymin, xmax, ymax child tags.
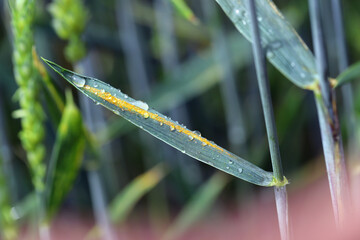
<box><xmin>143</xmin><ymin>112</ymin><xmax>149</xmax><ymax>119</ymax></box>
<box><xmin>95</xmin><ymin>92</ymin><xmax>98</xmax><ymax>95</ymax></box>
<box><xmin>266</xmin><ymin>51</ymin><xmax>275</xmax><ymax>58</ymax></box>
<box><xmin>229</xmin><ymin>160</ymin><xmax>233</xmax><ymax>165</ymax></box>
<box><xmin>300</xmin><ymin>72</ymin><xmax>306</xmax><ymax>78</ymax></box>
<box><xmin>257</xmin><ymin>16</ymin><xmax>262</xmax><ymax>22</ymax></box>
<box><xmin>170</xmin><ymin>125</ymin><xmax>175</xmax><ymax>131</ymax></box>
<box><xmin>235</xmin><ymin>9</ymin><xmax>240</xmax><ymax>15</ymax></box>
<box><xmin>96</xmin><ymin>102</ymin><xmax>100</xmax><ymax>105</ymax></box>
<box><xmin>101</xmin><ymin>89</ymin><xmax>105</xmax><ymax>93</ymax></box>
<box><xmin>133</xmin><ymin>100</ymin><xmax>149</xmax><ymax>111</ymax></box>
<box><xmin>290</xmin><ymin>62</ymin><xmax>295</xmax><ymax>68</ymax></box>
<box><xmin>84</xmin><ymin>85</ymin><xmax>90</xmax><ymax>90</ymax></box>
<box><xmin>160</xmin><ymin>122</ymin><xmax>163</xmax><ymax>126</ymax></box>
<box><xmin>94</xmin><ymin>83</ymin><xmax>98</xmax><ymax>87</ymax></box>
<box><xmin>238</xmin><ymin>168</ymin><xmax>243</xmax><ymax>174</ymax></box>
<box><xmin>188</xmin><ymin>135</ymin><xmax>194</xmax><ymax>141</ymax></box>
<box><xmin>201</xmin><ymin>142</ymin><xmax>207</xmax><ymax>147</ymax></box>
<box><xmin>124</xmin><ymin>94</ymin><xmax>128</xmax><ymax>99</ymax></box>
<box><xmin>226</xmin><ymin>166</ymin><xmax>230</xmax><ymax>170</ymax></box>
<box><xmin>112</xmin><ymin>99</ymin><xmax>117</xmax><ymax>103</ymax></box>
<box><xmin>72</xmin><ymin>75</ymin><xmax>86</xmax><ymax>87</ymax></box>
<box><xmin>193</xmin><ymin>130</ymin><xmax>201</xmax><ymax>136</ymax></box>
<box><xmin>270</xmin><ymin>41</ymin><xmax>282</xmax><ymax>50</ymax></box>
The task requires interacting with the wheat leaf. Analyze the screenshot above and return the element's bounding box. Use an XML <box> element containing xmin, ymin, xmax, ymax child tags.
<box><xmin>45</xmin><ymin>91</ymin><xmax>86</xmax><ymax>221</ymax></box>
<box><xmin>215</xmin><ymin>0</ymin><xmax>318</xmax><ymax>89</ymax></box>
<box><xmin>43</xmin><ymin>58</ymin><xmax>274</xmax><ymax>187</ymax></box>
<box><xmin>335</xmin><ymin>61</ymin><xmax>360</xmax><ymax>88</ymax></box>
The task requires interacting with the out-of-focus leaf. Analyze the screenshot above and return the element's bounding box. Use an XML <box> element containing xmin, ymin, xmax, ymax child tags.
<box><xmin>98</xmin><ymin>33</ymin><xmax>250</xmax><ymax>144</ymax></box>
<box><xmin>133</xmin><ymin>1</ymin><xmax>208</xmax><ymax>43</ymax></box>
<box><xmin>335</xmin><ymin>61</ymin><xmax>360</xmax><ymax>88</ymax></box>
<box><xmin>45</xmin><ymin>91</ymin><xmax>86</xmax><ymax>221</ymax></box>
<box><xmin>215</xmin><ymin>0</ymin><xmax>318</xmax><ymax>89</ymax></box>
<box><xmin>163</xmin><ymin>172</ymin><xmax>229</xmax><ymax>240</ymax></box>
<box><xmin>85</xmin><ymin>164</ymin><xmax>168</xmax><ymax>239</ymax></box>
<box><xmin>43</xmin><ymin>58</ymin><xmax>276</xmax><ymax>186</ymax></box>
<box><xmin>11</xmin><ymin>193</ymin><xmax>38</xmax><ymax>223</ymax></box>
<box><xmin>109</xmin><ymin>163</ymin><xmax>168</xmax><ymax>223</ymax></box>
<box><xmin>169</xmin><ymin>0</ymin><xmax>199</xmax><ymax>25</ymax></box>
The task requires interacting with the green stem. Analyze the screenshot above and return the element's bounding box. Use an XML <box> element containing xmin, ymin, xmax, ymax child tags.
<box><xmin>247</xmin><ymin>1</ymin><xmax>288</xmax><ymax>240</ymax></box>
<box><xmin>309</xmin><ymin>0</ymin><xmax>350</xmax><ymax>226</ymax></box>
<box><xmin>314</xmin><ymin>92</ymin><xmax>350</xmax><ymax>226</ymax></box>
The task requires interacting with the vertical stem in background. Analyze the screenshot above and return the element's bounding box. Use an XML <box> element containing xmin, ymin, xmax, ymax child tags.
<box><xmin>49</xmin><ymin>0</ymin><xmax>115</xmax><ymax>238</ymax></box>
<box><xmin>201</xmin><ymin>0</ymin><xmax>246</xmax><ymax>155</ymax></box>
<box><xmin>308</xmin><ymin>0</ymin><xmax>350</xmax><ymax>227</ymax></box>
<box><xmin>330</xmin><ymin>0</ymin><xmax>357</xmax><ymax>148</ymax></box>
<box><xmin>247</xmin><ymin>1</ymin><xmax>289</xmax><ymax>240</ymax></box>
<box><xmin>116</xmin><ymin>0</ymin><xmax>169</xmax><ymax>230</ymax></box>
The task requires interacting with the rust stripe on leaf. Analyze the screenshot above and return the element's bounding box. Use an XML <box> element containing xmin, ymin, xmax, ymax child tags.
<box><xmin>85</xmin><ymin>85</ymin><xmax>229</xmax><ymax>155</ymax></box>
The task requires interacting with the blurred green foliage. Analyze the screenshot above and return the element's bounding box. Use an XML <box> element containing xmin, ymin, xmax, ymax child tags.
<box><xmin>0</xmin><ymin>0</ymin><xmax>359</xmax><ymax>238</ymax></box>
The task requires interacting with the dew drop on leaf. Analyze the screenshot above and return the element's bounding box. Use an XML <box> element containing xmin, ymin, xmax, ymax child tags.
<box><xmin>72</xmin><ymin>75</ymin><xmax>85</xmax><ymax>87</ymax></box>
<box><xmin>193</xmin><ymin>130</ymin><xmax>201</xmax><ymax>136</ymax></box>
<box><xmin>133</xmin><ymin>100</ymin><xmax>149</xmax><ymax>111</ymax></box>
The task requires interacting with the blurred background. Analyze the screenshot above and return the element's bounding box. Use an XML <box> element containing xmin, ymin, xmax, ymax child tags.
<box><xmin>0</xmin><ymin>0</ymin><xmax>359</xmax><ymax>239</ymax></box>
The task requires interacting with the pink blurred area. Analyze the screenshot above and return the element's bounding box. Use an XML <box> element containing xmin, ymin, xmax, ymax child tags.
<box><xmin>19</xmin><ymin>174</ymin><xmax>360</xmax><ymax>240</ymax></box>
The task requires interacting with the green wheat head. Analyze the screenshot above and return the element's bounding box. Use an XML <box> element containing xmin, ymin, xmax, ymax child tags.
<box><xmin>10</xmin><ymin>0</ymin><xmax>46</xmax><ymax>192</ymax></box>
<box><xmin>48</xmin><ymin>0</ymin><xmax>88</xmax><ymax>62</ymax></box>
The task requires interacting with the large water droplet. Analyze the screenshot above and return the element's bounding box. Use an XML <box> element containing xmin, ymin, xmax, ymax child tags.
<box><xmin>188</xmin><ymin>135</ymin><xmax>194</xmax><ymax>141</ymax></box>
<box><xmin>238</xmin><ymin>168</ymin><xmax>243</xmax><ymax>174</ymax></box>
<box><xmin>72</xmin><ymin>75</ymin><xmax>86</xmax><ymax>87</ymax></box>
<box><xmin>143</xmin><ymin>112</ymin><xmax>149</xmax><ymax>119</ymax></box>
<box><xmin>170</xmin><ymin>125</ymin><xmax>175</xmax><ymax>131</ymax></box>
<box><xmin>229</xmin><ymin>160</ymin><xmax>233</xmax><ymax>165</ymax></box>
<box><xmin>201</xmin><ymin>142</ymin><xmax>207</xmax><ymax>147</ymax></box>
<box><xmin>133</xmin><ymin>100</ymin><xmax>149</xmax><ymax>111</ymax></box>
<box><xmin>193</xmin><ymin>130</ymin><xmax>201</xmax><ymax>136</ymax></box>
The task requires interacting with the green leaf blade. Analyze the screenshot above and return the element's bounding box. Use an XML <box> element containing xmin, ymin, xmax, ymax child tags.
<box><xmin>335</xmin><ymin>61</ymin><xmax>360</xmax><ymax>88</ymax></box>
<box><xmin>170</xmin><ymin>0</ymin><xmax>199</xmax><ymax>25</ymax></box>
<box><xmin>43</xmin><ymin>58</ymin><xmax>274</xmax><ymax>187</ymax></box>
<box><xmin>45</xmin><ymin>91</ymin><xmax>86</xmax><ymax>221</ymax></box>
<box><xmin>109</xmin><ymin>163</ymin><xmax>168</xmax><ymax>223</ymax></box>
<box><xmin>215</xmin><ymin>0</ymin><xmax>318</xmax><ymax>89</ymax></box>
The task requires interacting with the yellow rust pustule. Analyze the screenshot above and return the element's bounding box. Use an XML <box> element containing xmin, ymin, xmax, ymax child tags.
<box><xmin>85</xmin><ymin>85</ymin><xmax>229</xmax><ymax>155</ymax></box>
